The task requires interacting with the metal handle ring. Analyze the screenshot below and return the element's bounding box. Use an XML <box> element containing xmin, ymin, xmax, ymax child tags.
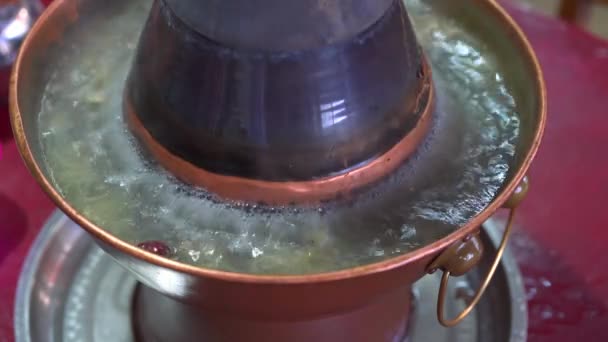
<box><xmin>436</xmin><ymin>208</ymin><xmax>516</xmax><ymax>327</ymax></box>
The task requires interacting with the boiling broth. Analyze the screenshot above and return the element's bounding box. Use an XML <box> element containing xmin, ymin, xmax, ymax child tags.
<box><xmin>37</xmin><ymin>0</ymin><xmax>520</xmax><ymax>275</ymax></box>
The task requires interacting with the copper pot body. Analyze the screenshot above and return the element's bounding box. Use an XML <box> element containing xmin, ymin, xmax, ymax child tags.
<box><xmin>10</xmin><ymin>0</ymin><xmax>546</xmax><ymax>341</ymax></box>
<box><xmin>133</xmin><ymin>282</ymin><xmax>412</xmax><ymax>341</ymax></box>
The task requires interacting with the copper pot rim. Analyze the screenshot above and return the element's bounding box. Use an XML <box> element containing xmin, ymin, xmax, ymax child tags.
<box><xmin>10</xmin><ymin>0</ymin><xmax>546</xmax><ymax>285</ymax></box>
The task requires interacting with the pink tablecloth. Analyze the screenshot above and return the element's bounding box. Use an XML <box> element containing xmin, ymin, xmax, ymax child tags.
<box><xmin>1</xmin><ymin>1</ymin><xmax>608</xmax><ymax>341</ymax></box>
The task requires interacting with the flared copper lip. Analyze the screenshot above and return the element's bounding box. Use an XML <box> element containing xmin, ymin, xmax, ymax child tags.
<box><xmin>10</xmin><ymin>0</ymin><xmax>546</xmax><ymax>284</ymax></box>
<box><xmin>125</xmin><ymin>77</ymin><xmax>434</xmax><ymax>206</ymax></box>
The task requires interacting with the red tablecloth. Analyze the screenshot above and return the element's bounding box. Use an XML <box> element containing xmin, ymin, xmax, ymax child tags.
<box><xmin>1</xmin><ymin>2</ymin><xmax>608</xmax><ymax>341</ymax></box>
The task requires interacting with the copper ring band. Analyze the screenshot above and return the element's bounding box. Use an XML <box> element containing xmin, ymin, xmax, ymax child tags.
<box><xmin>126</xmin><ymin>83</ymin><xmax>434</xmax><ymax>206</ymax></box>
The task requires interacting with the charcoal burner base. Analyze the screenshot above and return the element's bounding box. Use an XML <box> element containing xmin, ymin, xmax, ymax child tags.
<box><xmin>133</xmin><ymin>284</ymin><xmax>410</xmax><ymax>342</ymax></box>
<box><xmin>14</xmin><ymin>211</ymin><xmax>527</xmax><ymax>342</ymax></box>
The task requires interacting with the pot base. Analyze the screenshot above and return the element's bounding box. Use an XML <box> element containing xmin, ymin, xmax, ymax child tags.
<box><xmin>133</xmin><ymin>284</ymin><xmax>410</xmax><ymax>342</ymax></box>
<box><xmin>15</xmin><ymin>211</ymin><xmax>527</xmax><ymax>342</ymax></box>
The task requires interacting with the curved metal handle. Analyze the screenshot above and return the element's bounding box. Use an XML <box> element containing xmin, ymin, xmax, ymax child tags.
<box><xmin>431</xmin><ymin>176</ymin><xmax>529</xmax><ymax>327</ymax></box>
<box><xmin>436</xmin><ymin>208</ymin><xmax>516</xmax><ymax>327</ymax></box>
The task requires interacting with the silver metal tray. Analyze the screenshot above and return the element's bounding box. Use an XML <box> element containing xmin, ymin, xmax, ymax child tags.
<box><xmin>14</xmin><ymin>211</ymin><xmax>527</xmax><ymax>342</ymax></box>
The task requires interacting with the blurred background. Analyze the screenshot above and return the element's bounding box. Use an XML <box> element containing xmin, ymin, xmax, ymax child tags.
<box><xmin>519</xmin><ymin>0</ymin><xmax>608</xmax><ymax>37</ymax></box>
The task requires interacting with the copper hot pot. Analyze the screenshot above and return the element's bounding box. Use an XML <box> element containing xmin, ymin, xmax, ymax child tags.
<box><xmin>10</xmin><ymin>0</ymin><xmax>546</xmax><ymax>340</ymax></box>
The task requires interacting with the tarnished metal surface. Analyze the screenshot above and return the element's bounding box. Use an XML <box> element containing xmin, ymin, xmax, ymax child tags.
<box><xmin>163</xmin><ymin>0</ymin><xmax>394</xmax><ymax>51</ymax></box>
<box><xmin>127</xmin><ymin>0</ymin><xmax>432</xmax><ymax>191</ymax></box>
<box><xmin>15</xmin><ymin>211</ymin><xmax>527</xmax><ymax>342</ymax></box>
